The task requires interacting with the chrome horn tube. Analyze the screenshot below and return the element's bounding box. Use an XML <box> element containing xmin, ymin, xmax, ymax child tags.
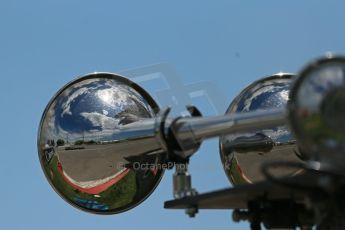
<box><xmin>170</xmin><ymin>107</ymin><xmax>287</xmax><ymax>157</ymax></box>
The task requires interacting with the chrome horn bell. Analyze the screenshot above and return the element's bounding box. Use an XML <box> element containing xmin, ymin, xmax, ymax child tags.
<box><xmin>38</xmin><ymin>73</ymin><xmax>165</xmax><ymax>214</ymax></box>
<box><xmin>219</xmin><ymin>73</ymin><xmax>303</xmax><ymax>185</ymax></box>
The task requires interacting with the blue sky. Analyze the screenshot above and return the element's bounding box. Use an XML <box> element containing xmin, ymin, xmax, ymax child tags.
<box><xmin>1</xmin><ymin>1</ymin><xmax>345</xmax><ymax>229</ymax></box>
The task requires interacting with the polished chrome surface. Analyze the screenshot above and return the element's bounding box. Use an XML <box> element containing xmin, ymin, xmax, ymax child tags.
<box><xmin>289</xmin><ymin>56</ymin><xmax>345</xmax><ymax>165</ymax></box>
<box><xmin>38</xmin><ymin>73</ymin><xmax>165</xmax><ymax>214</ymax></box>
<box><xmin>175</xmin><ymin>109</ymin><xmax>287</xmax><ymax>145</ymax></box>
<box><xmin>220</xmin><ymin>74</ymin><xmax>304</xmax><ymax>185</ymax></box>
<box><xmin>172</xmin><ymin>109</ymin><xmax>287</xmax><ymax>159</ymax></box>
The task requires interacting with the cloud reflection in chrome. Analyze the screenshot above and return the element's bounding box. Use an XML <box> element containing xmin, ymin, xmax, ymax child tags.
<box><xmin>38</xmin><ymin>73</ymin><xmax>164</xmax><ymax>214</ymax></box>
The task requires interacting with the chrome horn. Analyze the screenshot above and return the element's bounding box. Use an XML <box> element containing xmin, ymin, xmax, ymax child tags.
<box><xmin>219</xmin><ymin>73</ymin><xmax>299</xmax><ymax>185</ymax></box>
<box><xmin>38</xmin><ymin>73</ymin><xmax>165</xmax><ymax>214</ymax></box>
<box><xmin>38</xmin><ymin>55</ymin><xmax>345</xmax><ymax>214</ymax></box>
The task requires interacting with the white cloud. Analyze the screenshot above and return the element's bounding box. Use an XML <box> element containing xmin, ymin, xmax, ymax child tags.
<box><xmin>80</xmin><ymin>112</ymin><xmax>119</xmax><ymax>130</ymax></box>
<box><xmin>61</xmin><ymin>87</ymin><xmax>89</xmax><ymax>117</ymax></box>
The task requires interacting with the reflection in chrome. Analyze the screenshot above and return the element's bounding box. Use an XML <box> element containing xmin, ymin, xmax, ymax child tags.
<box><xmin>38</xmin><ymin>73</ymin><xmax>164</xmax><ymax>214</ymax></box>
<box><xmin>289</xmin><ymin>56</ymin><xmax>345</xmax><ymax>166</ymax></box>
<box><xmin>220</xmin><ymin>74</ymin><xmax>304</xmax><ymax>185</ymax></box>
